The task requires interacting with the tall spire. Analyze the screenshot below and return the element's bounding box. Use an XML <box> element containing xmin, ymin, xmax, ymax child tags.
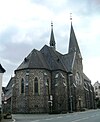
<box><xmin>50</xmin><ymin>21</ymin><xmax>56</xmax><ymax>50</ymax></box>
<box><xmin>68</xmin><ymin>16</ymin><xmax>82</xmax><ymax>58</ymax></box>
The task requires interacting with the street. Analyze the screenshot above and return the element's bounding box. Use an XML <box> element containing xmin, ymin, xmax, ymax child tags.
<box><xmin>12</xmin><ymin>109</ymin><xmax>100</xmax><ymax>122</ymax></box>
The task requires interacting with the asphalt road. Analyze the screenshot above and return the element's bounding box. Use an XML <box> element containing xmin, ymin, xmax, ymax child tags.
<box><xmin>12</xmin><ymin>109</ymin><xmax>100</xmax><ymax>122</ymax></box>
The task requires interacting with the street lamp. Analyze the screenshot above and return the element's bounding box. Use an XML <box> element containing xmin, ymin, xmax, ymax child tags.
<box><xmin>68</xmin><ymin>72</ymin><xmax>73</xmax><ymax>113</ymax></box>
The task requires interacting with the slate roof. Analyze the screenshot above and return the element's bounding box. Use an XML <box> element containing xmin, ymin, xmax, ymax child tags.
<box><xmin>16</xmin><ymin>48</ymin><xmax>49</xmax><ymax>70</ymax></box>
<box><xmin>16</xmin><ymin>45</ymin><xmax>69</xmax><ymax>72</ymax></box>
<box><xmin>41</xmin><ymin>45</ymin><xmax>66</xmax><ymax>71</ymax></box>
<box><xmin>4</xmin><ymin>77</ymin><xmax>15</xmax><ymax>100</ymax></box>
<box><xmin>6</xmin><ymin>77</ymin><xmax>14</xmax><ymax>90</ymax></box>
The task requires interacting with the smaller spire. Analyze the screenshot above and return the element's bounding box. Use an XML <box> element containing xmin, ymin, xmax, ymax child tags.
<box><xmin>50</xmin><ymin>21</ymin><xmax>56</xmax><ymax>50</ymax></box>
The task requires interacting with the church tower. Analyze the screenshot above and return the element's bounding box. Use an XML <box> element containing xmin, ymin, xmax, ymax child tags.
<box><xmin>68</xmin><ymin>19</ymin><xmax>83</xmax><ymax>77</ymax></box>
<box><xmin>49</xmin><ymin>22</ymin><xmax>56</xmax><ymax>50</ymax></box>
<box><xmin>68</xmin><ymin>19</ymin><xmax>84</xmax><ymax>111</ymax></box>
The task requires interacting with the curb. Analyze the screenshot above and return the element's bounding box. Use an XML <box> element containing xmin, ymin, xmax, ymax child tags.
<box><xmin>12</xmin><ymin>119</ymin><xmax>16</xmax><ymax>122</ymax></box>
<box><xmin>1</xmin><ymin>119</ymin><xmax>13</xmax><ymax>122</ymax></box>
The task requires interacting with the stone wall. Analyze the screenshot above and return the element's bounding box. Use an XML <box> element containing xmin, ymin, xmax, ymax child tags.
<box><xmin>12</xmin><ymin>69</ymin><xmax>51</xmax><ymax>113</ymax></box>
<box><xmin>72</xmin><ymin>53</ymin><xmax>85</xmax><ymax>111</ymax></box>
<box><xmin>12</xmin><ymin>69</ymin><xmax>69</xmax><ymax>113</ymax></box>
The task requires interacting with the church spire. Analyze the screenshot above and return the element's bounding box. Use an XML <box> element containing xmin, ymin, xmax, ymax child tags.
<box><xmin>50</xmin><ymin>22</ymin><xmax>56</xmax><ymax>50</ymax></box>
<box><xmin>68</xmin><ymin>18</ymin><xmax>82</xmax><ymax>58</ymax></box>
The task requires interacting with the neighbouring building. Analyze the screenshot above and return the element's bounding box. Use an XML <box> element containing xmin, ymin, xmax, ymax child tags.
<box><xmin>0</xmin><ymin>64</ymin><xmax>5</xmax><ymax>120</ymax></box>
<box><xmin>2</xmin><ymin>77</ymin><xmax>14</xmax><ymax>114</ymax></box>
<box><xmin>93</xmin><ymin>81</ymin><xmax>100</xmax><ymax>100</ymax></box>
<box><xmin>5</xmin><ymin>22</ymin><xmax>95</xmax><ymax>114</ymax></box>
<box><xmin>93</xmin><ymin>81</ymin><xmax>100</xmax><ymax>108</ymax></box>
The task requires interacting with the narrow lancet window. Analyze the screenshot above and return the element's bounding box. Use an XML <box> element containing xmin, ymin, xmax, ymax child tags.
<box><xmin>21</xmin><ymin>78</ymin><xmax>24</xmax><ymax>93</ymax></box>
<box><xmin>34</xmin><ymin>77</ymin><xmax>38</xmax><ymax>94</ymax></box>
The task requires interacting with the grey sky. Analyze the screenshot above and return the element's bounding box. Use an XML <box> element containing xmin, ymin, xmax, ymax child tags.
<box><xmin>0</xmin><ymin>0</ymin><xmax>100</xmax><ymax>86</ymax></box>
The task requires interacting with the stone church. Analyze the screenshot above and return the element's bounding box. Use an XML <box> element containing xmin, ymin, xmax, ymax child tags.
<box><xmin>12</xmin><ymin>22</ymin><xmax>95</xmax><ymax>114</ymax></box>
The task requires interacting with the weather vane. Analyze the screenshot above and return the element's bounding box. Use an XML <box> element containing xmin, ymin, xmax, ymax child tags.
<box><xmin>51</xmin><ymin>21</ymin><xmax>53</xmax><ymax>26</ymax></box>
<box><xmin>51</xmin><ymin>21</ymin><xmax>53</xmax><ymax>29</ymax></box>
<box><xmin>70</xmin><ymin>13</ymin><xmax>72</xmax><ymax>21</ymax></box>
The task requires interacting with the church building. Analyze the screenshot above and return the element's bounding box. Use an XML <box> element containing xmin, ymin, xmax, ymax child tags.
<box><xmin>12</xmin><ymin>21</ymin><xmax>95</xmax><ymax>114</ymax></box>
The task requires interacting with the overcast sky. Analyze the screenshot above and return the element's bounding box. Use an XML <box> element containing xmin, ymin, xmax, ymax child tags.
<box><xmin>0</xmin><ymin>0</ymin><xmax>100</xmax><ymax>86</ymax></box>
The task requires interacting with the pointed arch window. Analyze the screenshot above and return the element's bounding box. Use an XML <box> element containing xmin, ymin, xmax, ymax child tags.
<box><xmin>21</xmin><ymin>78</ymin><xmax>25</xmax><ymax>94</ymax></box>
<box><xmin>34</xmin><ymin>77</ymin><xmax>38</xmax><ymax>94</ymax></box>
